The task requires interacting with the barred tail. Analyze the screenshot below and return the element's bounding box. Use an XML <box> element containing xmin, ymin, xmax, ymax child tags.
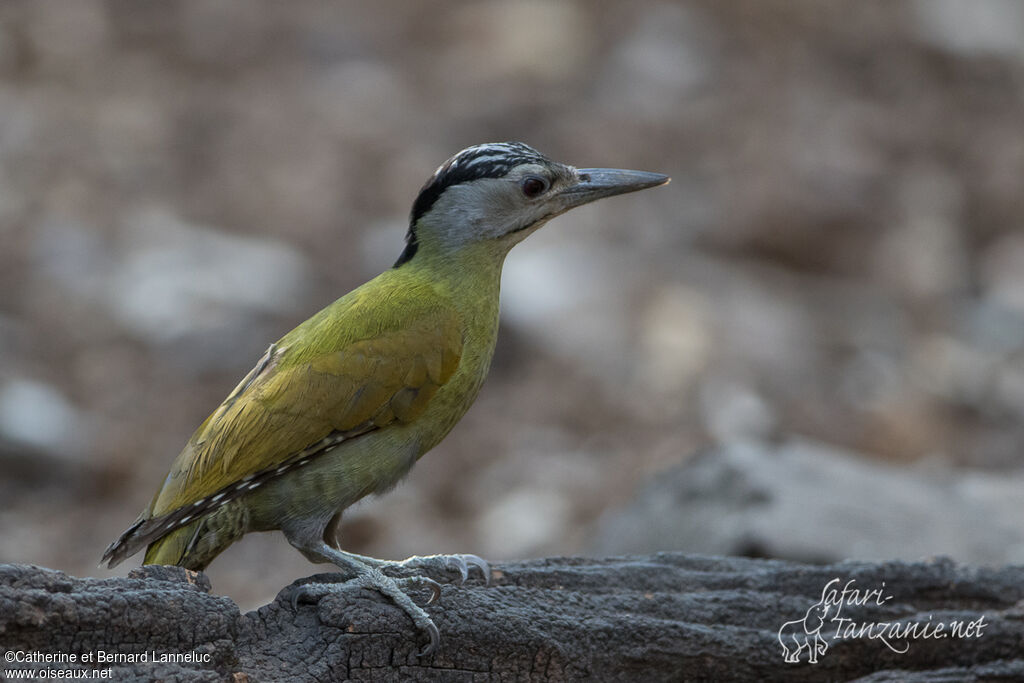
<box><xmin>102</xmin><ymin>517</ymin><xmax>206</xmax><ymax>570</ymax></box>
<box><xmin>100</xmin><ymin>516</ymin><xmax>147</xmax><ymax>569</ymax></box>
<box><xmin>146</xmin><ymin>510</ymin><xmax>244</xmax><ymax>571</ymax></box>
<box><xmin>104</xmin><ymin>502</ymin><xmax>246</xmax><ymax>570</ymax></box>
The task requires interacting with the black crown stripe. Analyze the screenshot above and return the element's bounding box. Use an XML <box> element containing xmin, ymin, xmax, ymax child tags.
<box><xmin>395</xmin><ymin>143</ymin><xmax>548</xmax><ymax>268</ymax></box>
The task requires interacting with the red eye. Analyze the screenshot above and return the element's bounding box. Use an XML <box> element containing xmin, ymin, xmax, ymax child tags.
<box><xmin>520</xmin><ymin>176</ymin><xmax>548</xmax><ymax>198</ymax></box>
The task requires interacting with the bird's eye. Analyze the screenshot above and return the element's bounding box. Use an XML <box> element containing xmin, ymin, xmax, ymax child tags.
<box><xmin>520</xmin><ymin>175</ymin><xmax>549</xmax><ymax>198</ymax></box>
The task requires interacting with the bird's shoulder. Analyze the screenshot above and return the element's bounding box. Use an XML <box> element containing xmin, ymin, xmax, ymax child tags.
<box><xmin>147</xmin><ymin>270</ymin><xmax>464</xmax><ymax>517</ymax></box>
<box><xmin>279</xmin><ymin>269</ymin><xmax>460</xmax><ymax>361</ymax></box>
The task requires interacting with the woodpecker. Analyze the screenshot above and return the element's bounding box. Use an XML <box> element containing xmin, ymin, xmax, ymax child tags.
<box><xmin>102</xmin><ymin>141</ymin><xmax>669</xmax><ymax>655</ymax></box>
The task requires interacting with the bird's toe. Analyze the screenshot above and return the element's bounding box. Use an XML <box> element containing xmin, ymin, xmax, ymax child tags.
<box><xmin>396</xmin><ymin>575</ymin><xmax>443</xmax><ymax>605</ymax></box>
<box><xmin>417</xmin><ymin>620</ymin><xmax>441</xmax><ymax>658</ymax></box>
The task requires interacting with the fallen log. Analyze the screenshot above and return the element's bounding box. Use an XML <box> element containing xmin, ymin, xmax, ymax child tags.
<box><xmin>1</xmin><ymin>554</ymin><xmax>1021</xmax><ymax>681</ymax></box>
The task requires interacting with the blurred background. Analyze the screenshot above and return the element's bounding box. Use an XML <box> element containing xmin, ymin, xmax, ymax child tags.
<box><xmin>2</xmin><ymin>0</ymin><xmax>1023</xmax><ymax>611</ymax></box>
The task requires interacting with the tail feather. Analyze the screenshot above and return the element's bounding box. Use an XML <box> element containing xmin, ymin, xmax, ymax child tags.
<box><xmin>99</xmin><ymin>516</ymin><xmax>146</xmax><ymax>569</ymax></box>
<box><xmin>101</xmin><ymin>515</ymin><xmax>202</xmax><ymax>570</ymax></box>
<box><xmin>142</xmin><ymin>523</ymin><xmax>198</xmax><ymax>567</ymax></box>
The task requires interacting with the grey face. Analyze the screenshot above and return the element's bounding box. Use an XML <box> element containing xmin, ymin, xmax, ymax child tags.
<box><xmin>409</xmin><ymin>142</ymin><xmax>553</xmax><ymax>227</ymax></box>
<box><xmin>395</xmin><ymin>142</ymin><xmax>669</xmax><ymax>265</ymax></box>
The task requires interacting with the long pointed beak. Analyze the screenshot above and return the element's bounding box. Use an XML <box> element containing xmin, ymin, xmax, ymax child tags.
<box><xmin>559</xmin><ymin>168</ymin><xmax>670</xmax><ymax>210</ymax></box>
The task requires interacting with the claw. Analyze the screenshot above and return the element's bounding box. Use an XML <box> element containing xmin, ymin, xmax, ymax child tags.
<box><xmin>291</xmin><ymin>585</ymin><xmax>310</xmax><ymax>611</ymax></box>
<box><xmin>397</xmin><ymin>576</ymin><xmax>442</xmax><ymax>605</ymax></box>
<box><xmin>465</xmin><ymin>554</ymin><xmax>491</xmax><ymax>585</ymax></box>
<box><xmin>444</xmin><ymin>555</ymin><xmax>469</xmax><ymax>584</ymax></box>
<box><xmin>417</xmin><ymin>620</ymin><xmax>441</xmax><ymax>657</ymax></box>
<box><xmin>425</xmin><ymin>579</ymin><xmax>442</xmax><ymax>605</ymax></box>
<box><xmin>437</xmin><ymin>554</ymin><xmax>489</xmax><ymax>584</ymax></box>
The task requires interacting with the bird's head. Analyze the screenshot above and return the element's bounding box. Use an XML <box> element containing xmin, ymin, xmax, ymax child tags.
<box><xmin>395</xmin><ymin>142</ymin><xmax>669</xmax><ymax>267</ymax></box>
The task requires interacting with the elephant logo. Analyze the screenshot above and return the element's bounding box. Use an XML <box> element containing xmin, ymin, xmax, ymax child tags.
<box><xmin>778</xmin><ymin>598</ymin><xmax>831</xmax><ymax>663</ymax></box>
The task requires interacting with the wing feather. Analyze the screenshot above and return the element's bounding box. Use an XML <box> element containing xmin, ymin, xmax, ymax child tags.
<box><xmin>146</xmin><ymin>301</ymin><xmax>463</xmax><ymax>520</ymax></box>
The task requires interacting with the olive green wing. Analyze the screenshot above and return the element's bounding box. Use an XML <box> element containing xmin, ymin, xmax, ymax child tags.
<box><xmin>101</xmin><ymin>299</ymin><xmax>462</xmax><ymax>567</ymax></box>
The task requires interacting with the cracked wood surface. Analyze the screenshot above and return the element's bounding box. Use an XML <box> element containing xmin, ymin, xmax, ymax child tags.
<box><xmin>1</xmin><ymin>554</ymin><xmax>1022</xmax><ymax>681</ymax></box>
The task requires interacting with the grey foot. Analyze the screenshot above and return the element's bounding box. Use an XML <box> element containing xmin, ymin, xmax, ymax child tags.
<box><xmin>291</xmin><ymin>569</ymin><xmax>443</xmax><ymax>656</ymax></box>
<box><xmin>349</xmin><ymin>552</ymin><xmax>490</xmax><ymax>585</ymax></box>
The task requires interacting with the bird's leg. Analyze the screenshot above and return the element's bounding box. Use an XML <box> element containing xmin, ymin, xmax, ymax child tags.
<box><xmin>291</xmin><ymin>541</ymin><xmax>443</xmax><ymax>656</ymax></box>
<box><xmin>322</xmin><ymin>512</ymin><xmax>490</xmax><ymax>585</ymax></box>
<box><xmin>341</xmin><ymin>551</ymin><xmax>491</xmax><ymax>585</ymax></box>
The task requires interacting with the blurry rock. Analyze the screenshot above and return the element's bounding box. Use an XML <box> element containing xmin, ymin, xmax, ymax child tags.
<box><xmin>32</xmin><ymin>213</ymin><xmax>110</xmax><ymax>293</ymax></box>
<box><xmin>476</xmin><ymin>488</ymin><xmax>571</xmax><ymax>559</ymax></box>
<box><xmin>959</xmin><ymin>298</ymin><xmax>1024</xmax><ymax>354</ymax></box>
<box><xmin>912</xmin><ymin>0</ymin><xmax>1024</xmax><ymax>59</ymax></box>
<box><xmin>93</xmin><ymin>96</ymin><xmax>171</xmax><ymax>182</ymax></box>
<box><xmin>0</xmin><ymin>86</ymin><xmax>36</xmax><ymax>167</ymax></box>
<box><xmin>107</xmin><ymin>207</ymin><xmax>309</xmax><ymax>343</ymax></box>
<box><xmin>471</xmin><ymin>431</ymin><xmax>607</xmax><ymax>559</ymax></box>
<box><xmin>710</xmin><ymin>266</ymin><xmax>816</xmax><ymax>379</ymax></box>
<box><xmin>31</xmin><ymin>207</ymin><xmax>311</xmax><ymax>354</ymax></box>
<box><xmin>208</xmin><ymin>96</ymin><xmax>353</xmax><ymax>241</ymax></box>
<box><xmin>0</xmin><ymin>379</ymin><xmax>89</xmax><ymax>458</ymax></box>
<box><xmin>358</xmin><ymin>217</ymin><xmax>407</xmax><ymax>277</ymax></box>
<box><xmin>698</xmin><ymin>377</ymin><xmax>776</xmax><ymax>443</ymax></box>
<box><xmin>312</xmin><ymin>60</ymin><xmax>413</xmax><ymax>140</ymax></box>
<box><xmin>180</xmin><ymin>0</ymin><xmax>274</xmax><ymax>68</ymax></box>
<box><xmin>0</xmin><ymin>21</ymin><xmax>17</xmax><ymax>73</ymax></box>
<box><xmin>26</xmin><ymin>0</ymin><xmax>109</xmax><ymax>70</ymax></box>
<box><xmin>445</xmin><ymin>1</ymin><xmax>589</xmax><ymax>85</ymax></box>
<box><xmin>914</xmin><ymin>332</ymin><xmax>1024</xmax><ymax>419</ymax></box>
<box><xmin>980</xmin><ymin>232</ymin><xmax>1024</xmax><ymax>318</ymax></box>
<box><xmin>838</xmin><ymin>348</ymin><xmax>908</xmax><ymax>413</ymax></box>
<box><xmin>501</xmin><ymin>241</ymin><xmax>636</xmax><ymax>389</ymax></box>
<box><xmin>993</xmin><ymin>365</ymin><xmax>1024</xmax><ymax>418</ymax></box>
<box><xmin>635</xmin><ymin>284</ymin><xmax>713</xmax><ymax>400</ymax></box>
<box><xmin>873</xmin><ymin>164</ymin><xmax>969</xmax><ymax>299</ymax></box>
<box><xmin>591</xmin><ymin>439</ymin><xmax>1024</xmax><ymax>565</ymax></box>
<box><xmin>597</xmin><ymin>3</ymin><xmax>715</xmax><ymax>119</ymax></box>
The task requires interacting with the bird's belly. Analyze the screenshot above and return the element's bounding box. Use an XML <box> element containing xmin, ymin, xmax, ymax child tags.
<box><xmin>242</xmin><ymin>334</ymin><xmax>493</xmax><ymax>533</ymax></box>
<box><xmin>244</xmin><ymin>428</ymin><xmax>420</xmax><ymax>532</ymax></box>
